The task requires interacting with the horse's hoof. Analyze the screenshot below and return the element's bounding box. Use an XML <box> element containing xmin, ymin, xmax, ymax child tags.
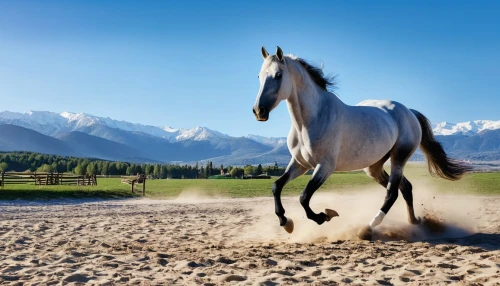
<box><xmin>357</xmin><ymin>225</ymin><xmax>372</xmax><ymax>241</ymax></box>
<box><xmin>410</xmin><ymin>216</ymin><xmax>422</xmax><ymax>225</ymax></box>
<box><xmin>283</xmin><ymin>218</ymin><xmax>294</xmax><ymax>234</ymax></box>
<box><xmin>325</xmin><ymin>209</ymin><xmax>339</xmax><ymax>222</ymax></box>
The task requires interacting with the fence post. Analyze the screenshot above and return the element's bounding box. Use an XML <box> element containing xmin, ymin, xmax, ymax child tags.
<box><xmin>1</xmin><ymin>171</ymin><xmax>4</xmax><ymax>187</ymax></box>
<box><xmin>142</xmin><ymin>177</ymin><xmax>146</xmax><ymax>196</ymax></box>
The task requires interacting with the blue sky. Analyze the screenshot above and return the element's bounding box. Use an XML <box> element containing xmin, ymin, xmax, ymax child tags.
<box><xmin>1</xmin><ymin>0</ymin><xmax>499</xmax><ymax>137</ymax></box>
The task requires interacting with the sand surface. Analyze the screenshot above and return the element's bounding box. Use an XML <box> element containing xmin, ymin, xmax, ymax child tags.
<box><xmin>0</xmin><ymin>187</ymin><xmax>499</xmax><ymax>285</ymax></box>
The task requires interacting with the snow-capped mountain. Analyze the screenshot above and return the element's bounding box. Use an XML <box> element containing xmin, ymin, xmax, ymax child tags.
<box><xmin>4</xmin><ymin>110</ymin><xmax>500</xmax><ymax>143</ymax></box>
<box><xmin>432</xmin><ymin>120</ymin><xmax>500</xmax><ymax>136</ymax></box>
<box><xmin>175</xmin><ymin>126</ymin><xmax>229</xmax><ymax>142</ymax></box>
<box><xmin>2</xmin><ymin>110</ymin><xmax>500</xmax><ymax>164</ymax></box>
<box><xmin>0</xmin><ymin>110</ymin><xmax>283</xmax><ymax>164</ymax></box>
<box><xmin>0</xmin><ymin>111</ymin><xmax>69</xmax><ymax>136</ymax></box>
<box><xmin>4</xmin><ymin>110</ymin><xmax>499</xmax><ymax>141</ymax></box>
<box><xmin>59</xmin><ymin>111</ymin><xmax>179</xmax><ymax>140</ymax></box>
<box><xmin>0</xmin><ymin>110</ymin><xmax>225</xmax><ymax>143</ymax></box>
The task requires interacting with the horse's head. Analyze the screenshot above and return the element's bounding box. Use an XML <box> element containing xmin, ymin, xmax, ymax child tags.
<box><xmin>253</xmin><ymin>46</ymin><xmax>292</xmax><ymax>121</ymax></box>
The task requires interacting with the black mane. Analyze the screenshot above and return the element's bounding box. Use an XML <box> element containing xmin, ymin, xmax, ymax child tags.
<box><xmin>296</xmin><ymin>58</ymin><xmax>336</xmax><ymax>91</ymax></box>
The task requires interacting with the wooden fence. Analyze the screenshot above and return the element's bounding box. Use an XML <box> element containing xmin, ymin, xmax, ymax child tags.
<box><xmin>121</xmin><ymin>174</ymin><xmax>146</xmax><ymax>195</ymax></box>
<box><xmin>0</xmin><ymin>172</ymin><xmax>97</xmax><ymax>187</ymax></box>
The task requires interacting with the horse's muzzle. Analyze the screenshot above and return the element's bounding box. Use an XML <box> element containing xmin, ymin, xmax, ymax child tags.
<box><xmin>253</xmin><ymin>106</ymin><xmax>269</xmax><ymax>121</ymax></box>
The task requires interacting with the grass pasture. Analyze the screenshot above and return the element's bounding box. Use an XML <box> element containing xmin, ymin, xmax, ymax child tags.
<box><xmin>0</xmin><ymin>163</ymin><xmax>498</xmax><ymax>200</ymax></box>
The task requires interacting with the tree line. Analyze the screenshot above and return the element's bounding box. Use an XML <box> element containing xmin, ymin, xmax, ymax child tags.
<box><xmin>0</xmin><ymin>151</ymin><xmax>286</xmax><ymax>179</ymax></box>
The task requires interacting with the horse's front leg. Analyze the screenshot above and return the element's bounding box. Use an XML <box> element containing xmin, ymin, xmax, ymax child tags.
<box><xmin>299</xmin><ymin>163</ymin><xmax>338</xmax><ymax>225</ymax></box>
<box><xmin>273</xmin><ymin>160</ymin><xmax>308</xmax><ymax>233</ymax></box>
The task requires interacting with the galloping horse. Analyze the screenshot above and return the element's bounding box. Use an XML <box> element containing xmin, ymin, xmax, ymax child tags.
<box><xmin>252</xmin><ymin>46</ymin><xmax>470</xmax><ymax>240</ymax></box>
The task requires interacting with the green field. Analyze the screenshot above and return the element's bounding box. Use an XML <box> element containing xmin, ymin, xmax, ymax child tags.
<box><xmin>0</xmin><ymin>163</ymin><xmax>499</xmax><ymax>200</ymax></box>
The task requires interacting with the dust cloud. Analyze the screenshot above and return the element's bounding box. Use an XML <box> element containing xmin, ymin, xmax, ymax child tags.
<box><xmin>236</xmin><ymin>180</ymin><xmax>480</xmax><ymax>243</ymax></box>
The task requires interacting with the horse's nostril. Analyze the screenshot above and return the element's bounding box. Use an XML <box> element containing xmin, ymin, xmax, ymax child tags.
<box><xmin>252</xmin><ymin>108</ymin><xmax>257</xmax><ymax>115</ymax></box>
<box><xmin>258</xmin><ymin>106</ymin><xmax>267</xmax><ymax>116</ymax></box>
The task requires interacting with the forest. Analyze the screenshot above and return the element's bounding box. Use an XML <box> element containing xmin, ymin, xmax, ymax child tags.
<box><xmin>0</xmin><ymin>151</ymin><xmax>286</xmax><ymax>179</ymax></box>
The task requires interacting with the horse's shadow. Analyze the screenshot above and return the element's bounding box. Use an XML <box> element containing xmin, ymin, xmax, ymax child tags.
<box><xmin>373</xmin><ymin>220</ymin><xmax>500</xmax><ymax>251</ymax></box>
<box><xmin>425</xmin><ymin>233</ymin><xmax>500</xmax><ymax>251</ymax></box>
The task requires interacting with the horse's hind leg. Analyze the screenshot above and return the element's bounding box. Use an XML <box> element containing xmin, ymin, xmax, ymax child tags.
<box><xmin>358</xmin><ymin>148</ymin><xmax>413</xmax><ymax>239</ymax></box>
<box><xmin>399</xmin><ymin>176</ymin><xmax>421</xmax><ymax>224</ymax></box>
<box><xmin>358</xmin><ymin>162</ymin><xmax>404</xmax><ymax>240</ymax></box>
<box><xmin>362</xmin><ymin>155</ymin><xmax>397</xmax><ymax>230</ymax></box>
<box><xmin>364</xmin><ymin>156</ymin><xmax>420</xmax><ymax>225</ymax></box>
<box><xmin>364</xmin><ymin>153</ymin><xmax>390</xmax><ymax>188</ymax></box>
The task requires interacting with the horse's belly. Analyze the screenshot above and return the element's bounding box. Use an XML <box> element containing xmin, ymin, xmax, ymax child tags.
<box><xmin>335</xmin><ymin>132</ymin><xmax>396</xmax><ymax>171</ymax></box>
<box><xmin>335</xmin><ymin>150</ymin><xmax>388</xmax><ymax>171</ymax></box>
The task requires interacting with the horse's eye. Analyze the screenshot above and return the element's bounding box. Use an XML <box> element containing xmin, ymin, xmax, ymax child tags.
<box><xmin>275</xmin><ymin>72</ymin><xmax>282</xmax><ymax>79</ymax></box>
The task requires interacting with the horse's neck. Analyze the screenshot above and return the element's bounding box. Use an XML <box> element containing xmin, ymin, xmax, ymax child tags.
<box><xmin>286</xmin><ymin>63</ymin><xmax>344</xmax><ymax>130</ymax></box>
<box><xmin>286</xmin><ymin>90</ymin><xmax>317</xmax><ymax>128</ymax></box>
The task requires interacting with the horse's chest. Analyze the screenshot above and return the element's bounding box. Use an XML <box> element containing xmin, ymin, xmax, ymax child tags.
<box><xmin>289</xmin><ymin>137</ymin><xmax>317</xmax><ymax>169</ymax></box>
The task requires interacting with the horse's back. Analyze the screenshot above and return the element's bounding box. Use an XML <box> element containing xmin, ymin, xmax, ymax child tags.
<box><xmin>356</xmin><ymin>99</ymin><xmax>409</xmax><ymax>115</ymax></box>
<box><xmin>356</xmin><ymin>99</ymin><xmax>422</xmax><ymax>150</ymax></box>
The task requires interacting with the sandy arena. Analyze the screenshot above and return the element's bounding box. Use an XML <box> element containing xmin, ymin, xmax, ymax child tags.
<box><xmin>0</xmin><ymin>186</ymin><xmax>499</xmax><ymax>285</ymax></box>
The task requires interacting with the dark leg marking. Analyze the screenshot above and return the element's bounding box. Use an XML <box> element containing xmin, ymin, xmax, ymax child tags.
<box><xmin>380</xmin><ymin>168</ymin><xmax>402</xmax><ymax>214</ymax></box>
<box><xmin>273</xmin><ymin>173</ymin><xmax>290</xmax><ymax>226</ymax></box>
<box><xmin>367</xmin><ymin>165</ymin><xmax>421</xmax><ymax>225</ymax></box>
<box><xmin>273</xmin><ymin>161</ymin><xmax>307</xmax><ymax>226</ymax></box>
<box><xmin>299</xmin><ymin>173</ymin><xmax>330</xmax><ymax>225</ymax></box>
<box><xmin>380</xmin><ymin>145</ymin><xmax>416</xmax><ymax>215</ymax></box>
<box><xmin>399</xmin><ymin>177</ymin><xmax>421</xmax><ymax>224</ymax></box>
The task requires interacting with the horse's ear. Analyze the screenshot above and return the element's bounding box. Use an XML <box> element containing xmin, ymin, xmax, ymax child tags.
<box><xmin>261</xmin><ymin>46</ymin><xmax>269</xmax><ymax>59</ymax></box>
<box><xmin>276</xmin><ymin>46</ymin><xmax>284</xmax><ymax>61</ymax></box>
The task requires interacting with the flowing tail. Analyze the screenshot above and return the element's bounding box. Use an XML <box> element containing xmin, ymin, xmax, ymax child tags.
<box><xmin>410</xmin><ymin>109</ymin><xmax>472</xmax><ymax>180</ymax></box>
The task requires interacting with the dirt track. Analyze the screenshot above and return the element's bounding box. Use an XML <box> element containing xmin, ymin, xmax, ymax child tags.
<box><xmin>0</xmin><ymin>189</ymin><xmax>499</xmax><ymax>285</ymax></box>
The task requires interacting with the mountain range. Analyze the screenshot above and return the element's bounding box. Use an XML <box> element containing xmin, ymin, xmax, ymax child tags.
<box><xmin>432</xmin><ymin>120</ymin><xmax>500</xmax><ymax>136</ymax></box>
<box><xmin>1</xmin><ymin>110</ymin><xmax>500</xmax><ymax>165</ymax></box>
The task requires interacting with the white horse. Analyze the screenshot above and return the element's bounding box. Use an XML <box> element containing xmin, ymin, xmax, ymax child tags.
<box><xmin>252</xmin><ymin>46</ymin><xmax>470</xmax><ymax>240</ymax></box>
